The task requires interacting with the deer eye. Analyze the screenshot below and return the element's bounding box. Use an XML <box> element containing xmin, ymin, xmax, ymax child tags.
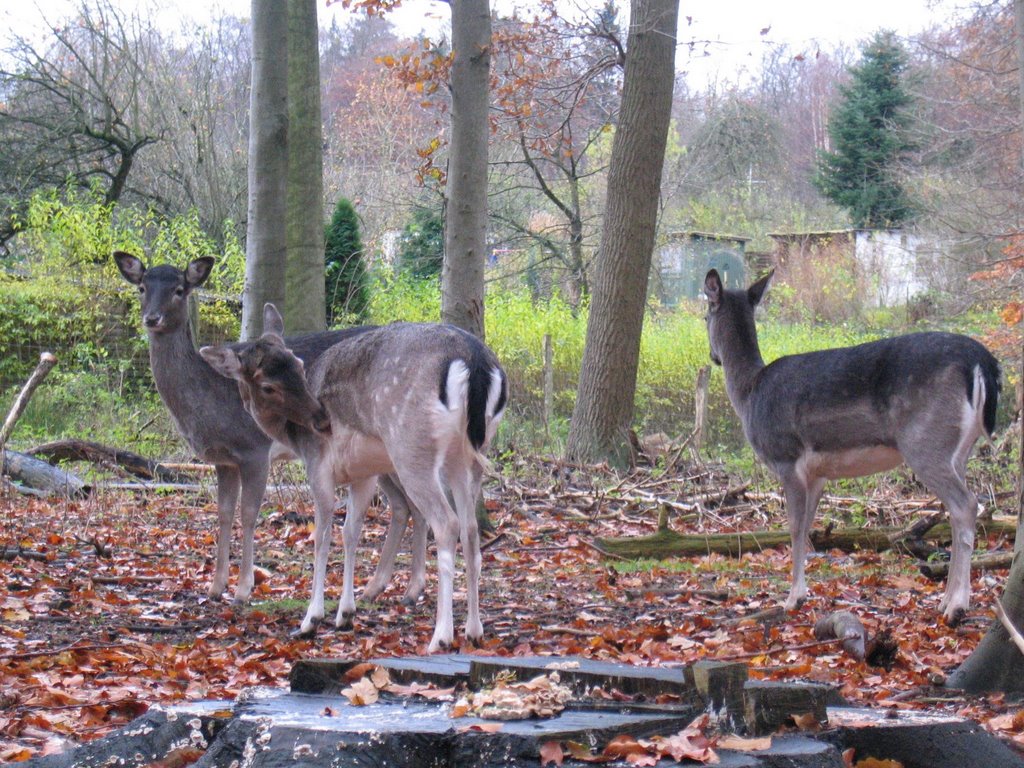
<box><xmin>260</xmin><ymin>383</ymin><xmax>276</xmax><ymax>396</ymax></box>
<box><xmin>175</xmin><ymin>286</ymin><xmax>185</xmax><ymax>297</ymax></box>
<box><xmin>138</xmin><ymin>285</ymin><xmax>145</xmax><ymax>294</ymax></box>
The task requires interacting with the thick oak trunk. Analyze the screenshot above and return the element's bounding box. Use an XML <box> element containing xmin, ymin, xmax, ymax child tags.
<box><xmin>284</xmin><ymin>0</ymin><xmax>325</xmax><ymax>333</ymax></box>
<box><xmin>565</xmin><ymin>0</ymin><xmax>679</xmax><ymax>466</ymax></box>
<box><xmin>441</xmin><ymin>0</ymin><xmax>490</xmax><ymax>339</ymax></box>
<box><xmin>242</xmin><ymin>0</ymin><xmax>288</xmax><ymax>340</ymax></box>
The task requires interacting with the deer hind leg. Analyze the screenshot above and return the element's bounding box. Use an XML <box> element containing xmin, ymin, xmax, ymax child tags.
<box><xmin>449</xmin><ymin>463</ymin><xmax>484</xmax><ymax>643</ymax></box>
<box><xmin>780</xmin><ymin>469</ymin><xmax>826</xmax><ymax>610</ymax></box>
<box><xmin>335</xmin><ymin>477</ymin><xmax>378</xmax><ymax>630</ymax></box>
<box><xmin>362</xmin><ymin>475</ymin><xmax>411</xmax><ymax>603</ymax></box>
<box><xmin>210</xmin><ymin>464</ymin><xmax>241</xmax><ymax>600</ymax></box>
<box><xmin>399</xmin><ymin>472</ymin><xmax>460</xmax><ymax>653</ymax></box>
<box><xmin>904</xmin><ymin>450</ymin><xmax>979</xmax><ymax>625</ymax></box>
<box><xmin>234</xmin><ymin>456</ymin><xmax>269</xmax><ymax>604</ymax></box>
<box><xmin>403</xmin><ymin>510</ymin><xmax>428</xmax><ymax>606</ymax></box>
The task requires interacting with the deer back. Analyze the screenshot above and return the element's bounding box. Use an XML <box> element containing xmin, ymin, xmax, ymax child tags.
<box><xmin>309</xmin><ymin>322</ymin><xmax>507</xmax><ymax>451</ymax></box>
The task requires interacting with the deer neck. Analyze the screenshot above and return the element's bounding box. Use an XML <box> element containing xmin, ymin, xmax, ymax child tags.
<box><xmin>147</xmin><ymin>323</ymin><xmax>211</xmax><ymax>412</ymax></box>
<box><xmin>717</xmin><ymin>330</ymin><xmax>765</xmax><ymax>416</ymax></box>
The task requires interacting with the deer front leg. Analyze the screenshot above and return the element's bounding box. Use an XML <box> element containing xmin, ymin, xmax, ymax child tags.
<box><xmin>233</xmin><ymin>456</ymin><xmax>269</xmax><ymax>604</ymax></box>
<box><xmin>210</xmin><ymin>464</ymin><xmax>241</xmax><ymax>600</ymax></box>
<box><xmin>336</xmin><ymin>477</ymin><xmax>377</xmax><ymax>630</ymax></box>
<box><xmin>299</xmin><ymin>465</ymin><xmax>338</xmax><ymax>636</ymax></box>
<box><xmin>780</xmin><ymin>471</ymin><xmax>825</xmax><ymax>610</ymax></box>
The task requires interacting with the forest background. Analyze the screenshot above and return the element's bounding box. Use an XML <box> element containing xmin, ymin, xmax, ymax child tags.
<box><xmin>3</xmin><ymin>0</ymin><xmax>1024</xmax><ymax>759</ymax></box>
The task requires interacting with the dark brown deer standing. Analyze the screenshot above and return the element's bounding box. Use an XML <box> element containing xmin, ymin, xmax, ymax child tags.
<box><xmin>703</xmin><ymin>269</ymin><xmax>1000</xmax><ymax>624</ymax></box>
<box><xmin>114</xmin><ymin>252</ymin><xmax>426</xmax><ymax>605</ymax></box>
<box><xmin>201</xmin><ymin>304</ymin><xmax>507</xmax><ymax>652</ymax></box>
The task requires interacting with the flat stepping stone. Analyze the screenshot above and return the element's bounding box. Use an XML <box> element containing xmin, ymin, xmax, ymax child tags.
<box><xmin>194</xmin><ymin>688</ymin><xmax>698</xmax><ymax>768</ymax></box>
<box><xmin>822</xmin><ymin>707</ymin><xmax>1024</xmax><ymax>768</ymax></box>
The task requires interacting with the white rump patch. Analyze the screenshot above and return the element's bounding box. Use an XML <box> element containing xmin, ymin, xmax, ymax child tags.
<box><xmin>430</xmin><ymin>360</ymin><xmax>469</xmax><ymax>452</ymax></box>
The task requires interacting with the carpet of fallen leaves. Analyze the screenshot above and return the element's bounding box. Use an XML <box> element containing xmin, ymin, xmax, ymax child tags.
<box><xmin>1</xmin><ymin>453</ymin><xmax>1022</xmax><ymax>761</ymax></box>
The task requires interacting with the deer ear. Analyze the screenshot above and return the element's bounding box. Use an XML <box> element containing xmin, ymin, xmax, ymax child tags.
<box><xmin>747</xmin><ymin>270</ymin><xmax>773</xmax><ymax>307</ymax></box>
<box><xmin>263</xmin><ymin>303</ymin><xmax>285</xmax><ymax>338</ymax></box>
<box><xmin>200</xmin><ymin>345</ymin><xmax>243</xmax><ymax>380</ymax></box>
<box><xmin>704</xmin><ymin>270</ymin><xmax>723</xmax><ymax>311</ymax></box>
<box><xmin>113</xmin><ymin>251</ymin><xmax>145</xmax><ymax>285</ymax></box>
<box><xmin>185</xmin><ymin>257</ymin><xmax>215</xmax><ymax>289</ymax></box>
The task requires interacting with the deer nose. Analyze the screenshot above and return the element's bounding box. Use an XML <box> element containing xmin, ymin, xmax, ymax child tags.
<box><xmin>144</xmin><ymin>313</ymin><xmax>163</xmax><ymax>329</ymax></box>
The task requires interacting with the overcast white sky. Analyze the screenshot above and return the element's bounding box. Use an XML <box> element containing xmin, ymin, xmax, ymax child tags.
<box><xmin>3</xmin><ymin>0</ymin><xmax>969</xmax><ymax>87</ymax></box>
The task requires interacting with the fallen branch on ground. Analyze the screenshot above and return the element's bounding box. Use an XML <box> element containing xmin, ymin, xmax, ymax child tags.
<box><xmin>594</xmin><ymin>518</ymin><xmax>1017</xmax><ymax>559</ymax></box>
<box><xmin>918</xmin><ymin>551</ymin><xmax>1016</xmax><ymax>579</ymax></box>
<box><xmin>29</xmin><ymin>440</ymin><xmax>194</xmax><ymax>483</ymax></box>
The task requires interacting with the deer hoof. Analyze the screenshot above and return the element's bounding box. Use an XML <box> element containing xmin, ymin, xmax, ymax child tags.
<box><xmin>291</xmin><ymin>623</ymin><xmax>318</xmax><ymax>639</ymax></box>
<box><xmin>943</xmin><ymin>606</ymin><xmax>966</xmax><ymax>627</ymax></box>
<box><xmin>336</xmin><ymin>612</ymin><xmax>355</xmax><ymax>631</ymax></box>
<box><xmin>428</xmin><ymin>638</ymin><xmax>451</xmax><ymax>654</ymax></box>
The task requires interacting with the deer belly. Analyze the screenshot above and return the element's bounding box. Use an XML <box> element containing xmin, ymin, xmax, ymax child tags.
<box><xmin>799</xmin><ymin>446</ymin><xmax>903</xmax><ymax>480</ymax></box>
<box><xmin>327</xmin><ymin>433</ymin><xmax>394</xmax><ymax>484</ymax></box>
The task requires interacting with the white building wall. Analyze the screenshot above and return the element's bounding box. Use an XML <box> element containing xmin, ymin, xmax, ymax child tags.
<box><xmin>854</xmin><ymin>230</ymin><xmax>929</xmax><ymax>307</ymax></box>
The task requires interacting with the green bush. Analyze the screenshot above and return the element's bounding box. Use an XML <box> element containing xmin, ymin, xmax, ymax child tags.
<box><xmin>0</xmin><ymin>187</ymin><xmax>245</xmax><ymax>453</ymax></box>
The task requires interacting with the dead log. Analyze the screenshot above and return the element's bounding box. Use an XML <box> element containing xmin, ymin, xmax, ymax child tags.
<box><xmin>919</xmin><ymin>551</ymin><xmax>1016</xmax><ymax>579</ymax></box>
<box><xmin>813</xmin><ymin>610</ymin><xmax>868</xmax><ymax>660</ymax></box>
<box><xmin>594</xmin><ymin>518</ymin><xmax>1017</xmax><ymax>560</ymax></box>
<box><xmin>2</xmin><ymin>449</ymin><xmax>87</xmax><ymax>497</ymax></box>
<box><xmin>28</xmin><ymin>439</ymin><xmax>193</xmax><ymax>483</ymax></box>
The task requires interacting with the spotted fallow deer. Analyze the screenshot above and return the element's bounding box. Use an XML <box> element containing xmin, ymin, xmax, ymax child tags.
<box><xmin>703</xmin><ymin>269</ymin><xmax>1000</xmax><ymax>624</ymax></box>
<box><xmin>201</xmin><ymin>304</ymin><xmax>507</xmax><ymax>652</ymax></box>
<box><xmin>114</xmin><ymin>252</ymin><xmax>427</xmax><ymax>606</ymax></box>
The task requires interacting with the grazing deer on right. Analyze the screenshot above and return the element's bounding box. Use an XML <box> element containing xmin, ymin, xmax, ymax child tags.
<box><xmin>703</xmin><ymin>269</ymin><xmax>1000</xmax><ymax>625</ymax></box>
<box><xmin>201</xmin><ymin>304</ymin><xmax>507</xmax><ymax>652</ymax></box>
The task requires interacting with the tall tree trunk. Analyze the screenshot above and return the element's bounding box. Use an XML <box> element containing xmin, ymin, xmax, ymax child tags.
<box><xmin>284</xmin><ymin>0</ymin><xmax>325</xmax><ymax>333</ymax></box>
<box><xmin>441</xmin><ymin>0</ymin><xmax>490</xmax><ymax>339</ymax></box>
<box><xmin>946</xmin><ymin>0</ymin><xmax>1024</xmax><ymax>693</ymax></box>
<box><xmin>946</xmin><ymin>551</ymin><xmax>1024</xmax><ymax>693</ymax></box>
<box><xmin>1018</xmin><ymin>0</ymin><xmax>1024</xmax><ymax>559</ymax></box>
<box><xmin>242</xmin><ymin>0</ymin><xmax>288</xmax><ymax>340</ymax></box>
<box><xmin>564</xmin><ymin>0</ymin><xmax>679</xmax><ymax>467</ymax></box>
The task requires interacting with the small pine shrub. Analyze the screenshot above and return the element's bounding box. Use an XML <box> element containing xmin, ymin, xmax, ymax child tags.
<box><xmin>324</xmin><ymin>198</ymin><xmax>371</xmax><ymax>325</ymax></box>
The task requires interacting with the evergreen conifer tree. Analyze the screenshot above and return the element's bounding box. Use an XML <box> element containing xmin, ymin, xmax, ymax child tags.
<box><xmin>398</xmin><ymin>206</ymin><xmax>445</xmax><ymax>279</ymax></box>
<box><xmin>815</xmin><ymin>31</ymin><xmax>915</xmax><ymax>228</ymax></box>
<box><xmin>324</xmin><ymin>197</ymin><xmax>370</xmax><ymax>324</ymax></box>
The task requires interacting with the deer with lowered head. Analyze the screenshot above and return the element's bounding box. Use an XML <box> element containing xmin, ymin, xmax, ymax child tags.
<box><xmin>200</xmin><ymin>303</ymin><xmax>507</xmax><ymax>652</ymax></box>
<box><xmin>113</xmin><ymin>252</ymin><xmax>428</xmax><ymax>607</ymax></box>
<box><xmin>703</xmin><ymin>269</ymin><xmax>1000</xmax><ymax>625</ymax></box>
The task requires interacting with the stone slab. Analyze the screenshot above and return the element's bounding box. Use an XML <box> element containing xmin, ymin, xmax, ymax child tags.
<box><xmin>822</xmin><ymin>707</ymin><xmax>1024</xmax><ymax>768</ymax></box>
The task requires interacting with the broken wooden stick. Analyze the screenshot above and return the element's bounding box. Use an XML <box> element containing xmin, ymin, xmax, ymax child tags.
<box><xmin>0</xmin><ymin>352</ymin><xmax>57</xmax><ymax>453</ymax></box>
<box><xmin>919</xmin><ymin>551</ymin><xmax>1016</xmax><ymax>579</ymax></box>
